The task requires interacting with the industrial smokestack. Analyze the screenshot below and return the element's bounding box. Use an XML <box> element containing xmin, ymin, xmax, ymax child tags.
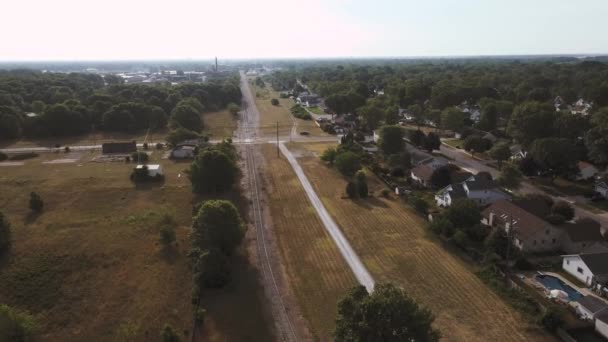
<box><xmin>215</xmin><ymin>57</ymin><xmax>218</xmax><ymax>72</ymax></box>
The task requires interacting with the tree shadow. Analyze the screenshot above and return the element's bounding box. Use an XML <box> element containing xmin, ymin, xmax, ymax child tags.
<box><xmin>157</xmin><ymin>245</ymin><xmax>179</xmax><ymax>264</ymax></box>
<box><xmin>24</xmin><ymin>211</ymin><xmax>42</xmax><ymax>225</ymax></box>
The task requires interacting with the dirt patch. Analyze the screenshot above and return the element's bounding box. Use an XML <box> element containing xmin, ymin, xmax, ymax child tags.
<box><xmin>0</xmin><ymin>161</ymin><xmax>25</xmax><ymax>166</ymax></box>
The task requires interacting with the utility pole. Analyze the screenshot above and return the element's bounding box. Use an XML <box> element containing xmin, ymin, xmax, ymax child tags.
<box><xmin>276</xmin><ymin>121</ymin><xmax>279</xmax><ymax>157</ymax></box>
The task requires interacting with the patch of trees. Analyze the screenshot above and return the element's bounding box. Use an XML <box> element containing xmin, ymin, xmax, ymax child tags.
<box><xmin>189</xmin><ymin>139</ymin><xmax>238</xmax><ymax>194</ymax></box>
<box><xmin>335</xmin><ymin>283</ymin><xmax>440</xmax><ymax>341</ymax></box>
<box><xmin>378</xmin><ymin>125</ymin><xmax>404</xmax><ymax>155</ymax></box>
<box><xmin>407</xmin><ymin>129</ymin><xmax>441</xmax><ymax>152</ymax></box>
<box><xmin>290</xmin><ymin>105</ymin><xmax>312</xmax><ymax>120</ymax></box>
<box><xmin>0</xmin><ymin>70</ymin><xmax>241</xmax><ymax>140</ymax></box>
<box><xmin>430</xmin><ymin>199</ymin><xmax>488</xmax><ymax>256</ymax></box>
<box><xmin>463</xmin><ymin>134</ymin><xmax>493</xmax><ymax>154</ymax></box>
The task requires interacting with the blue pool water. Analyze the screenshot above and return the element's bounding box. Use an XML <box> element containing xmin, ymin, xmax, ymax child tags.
<box><xmin>535</xmin><ymin>274</ymin><xmax>583</xmax><ymax>301</ymax></box>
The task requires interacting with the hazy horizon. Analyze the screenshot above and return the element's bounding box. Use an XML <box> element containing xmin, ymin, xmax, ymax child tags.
<box><xmin>3</xmin><ymin>0</ymin><xmax>608</xmax><ymax>61</ymax></box>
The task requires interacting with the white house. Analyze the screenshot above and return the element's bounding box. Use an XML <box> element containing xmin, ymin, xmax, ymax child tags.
<box><xmin>576</xmin><ymin>295</ymin><xmax>608</xmax><ymax>320</ymax></box>
<box><xmin>562</xmin><ymin>252</ymin><xmax>608</xmax><ymax>287</ymax></box>
<box><xmin>596</xmin><ymin>312</ymin><xmax>608</xmax><ymax>340</ymax></box>
<box><xmin>136</xmin><ymin>164</ymin><xmax>164</xmax><ymax>177</ymax></box>
<box><xmin>595</xmin><ymin>182</ymin><xmax>608</xmax><ymax>198</ymax></box>
<box><xmin>577</xmin><ymin>161</ymin><xmax>599</xmax><ymax>180</ymax></box>
<box><xmin>435</xmin><ymin>174</ymin><xmax>510</xmax><ymax>207</ymax></box>
<box><xmin>373</xmin><ymin>130</ymin><xmax>380</xmax><ymax>143</ymax></box>
<box><xmin>509</xmin><ymin>144</ymin><xmax>527</xmax><ymax>161</ymax></box>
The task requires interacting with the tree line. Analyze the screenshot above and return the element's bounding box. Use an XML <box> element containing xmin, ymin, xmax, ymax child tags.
<box><xmin>0</xmin><ymin>70</ymin><xmax>242</xmax><ymax>139</ymax></box>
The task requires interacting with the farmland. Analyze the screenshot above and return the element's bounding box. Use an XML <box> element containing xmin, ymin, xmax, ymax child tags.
<box><xmin>248</xmin><ymin>79</ymin><xmax>328</xmax><ymax>138</ymax></box>
<box><xmin>290</xmin><ymin>142</ymin><xmax>552</xmax><ymax>342</ymax></box>
<box><xmin>261</xmin><ymin>144</ymin><xmax>357</xmax><ymax>341</ymax></box>
<box><xmin>0</xmin><ymin>150</ymin><xmax>273</xmax><ymax>341</ymax></box>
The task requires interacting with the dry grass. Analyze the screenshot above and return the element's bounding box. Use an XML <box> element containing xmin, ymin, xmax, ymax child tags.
<box><xmin>292</xmin><ymin>143</ymin><xmax>552</xmax><ymax>342</ymax></box>
<box><xmin>0</xmin><ymin>129</ymin><xmax>170</xmax><ymax>149</ymax></box>
<box><xmin>261</xmin><ymin>144</ymin><xmax>357</xmax><ymax>341</ymax></box>
<box><xmin>202</xmin><ymin>110</ymin><xmax>237</xmax><ymax>140</ymax></box>
<box><xmin>249</xmin><ymin>80</ymin><xmax>328</xmax><ymax>138</ymax></box>
<box><xmin>0</xmin><ymin>150</ymin><xmax>272</xmax><ymax>341</ymax></box>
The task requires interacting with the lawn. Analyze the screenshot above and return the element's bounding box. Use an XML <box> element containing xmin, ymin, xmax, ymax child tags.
<box><xmin>291</xmin><ymin>143</ymin><xmax>552</xmax><ymax>341</ymax></box>
<box><xmin>249</xmin><ymin>80</ymin><xmax>328</xmax><ymax>138</ymax></box>
<box><xmin>261</xmin><ymin>144</ymin><xmax>357</xmax><ymax>341</ymax></box>
<box><xmin>0</xmin><ymin>150</ymin><xmax>273</xmax><ymax>341</ymax></box>
<box><xmin>307</xmin><ymin>106</ymin><xmax>324</xmax><ymax>115</ymax></box>
<box><xmin>443</xmin><ymin>138</ymin><xmax>465</xmax><ymax>149</ymax></box>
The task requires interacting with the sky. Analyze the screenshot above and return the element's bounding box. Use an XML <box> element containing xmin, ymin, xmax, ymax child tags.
<box><xmin>2</xmin><ymin>0</ymin><xmax>608</xmax><ymax>61</ymax></box>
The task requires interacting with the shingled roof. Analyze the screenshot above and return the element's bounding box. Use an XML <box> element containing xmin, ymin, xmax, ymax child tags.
<box><xmin>580</xmin><ymin>252</ymin><xmax>608</xmax><ymax>275</ymax></box>
<box><xmin>561</xmin><ymin>218</ymin><xmax>604</xmax><ymax>243</ymax></box>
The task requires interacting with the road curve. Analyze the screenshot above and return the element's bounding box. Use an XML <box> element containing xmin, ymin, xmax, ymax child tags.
<box><xmin>278</xmin><ymin>143</ymin><xmax>375</xmax><ymax>292</ymax></box>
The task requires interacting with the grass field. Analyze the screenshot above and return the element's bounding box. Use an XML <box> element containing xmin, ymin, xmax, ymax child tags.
<box><xmin>202</xmin><ymin>110</ymin><xmax>237</xmax><ymax>140</ymax></box>
<box><xmin>0</xmin><ymin>150</ymin><xmax>273</xmax><ymax>341</ymax></box>
<box><xmin>261</xmin><ymin>144</ymin><xmax>357</xmax><ymax>341</ymax></box>
<box><xmin>249</xmin><ymin>80</ymin><xmax>328</xmax><ymax>138</ymax></box>
<box><xmin>291</xmin><ymin>143</ymin><xmax>552</xmax><ymax>341</ymax></box>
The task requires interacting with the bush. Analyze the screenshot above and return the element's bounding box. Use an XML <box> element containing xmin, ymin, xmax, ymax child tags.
<box><xmin>346</xmin><ymin>181</ymin><xmax>358</xmax><ymax>198</ymax></box>
<box><xmin>335</xmin><ymin>152</ymin><xmax>361</xmax><ymax>177</ymax></box>
<box><xmin>410</xmin><ymin>196</ymin><xmax>429</xmax><ymax>215</ymax></box>
<box><xmin>270</xmin><ymin>98</ymin><xmax>279</xmax><ymax>106</ymax></box>
<box><xmin>430</xmin><ymin>216</ymin><xmax>454</xmax><ymax>237</ymax></box>
<box><xmin>64</xmin><ymin>146</ymin><xmax>70</xmax><ymax>153</ymax></box>
<box><xmin>290</xmin><ymin>105</ymin><xmax>312</xmax><ymax>120</ymax></box>
<box><xmin>539</xmin><ymin>307</ymin><xmax>563</xmax><ymax>332</ymax></box>
<box><xmin>0</xmin><ymin>152</ymin><xmax>7</xmax><ymax>161</ymax></box>
<box><xmin>452</xmin><ymin>230</ymin><xmax>470</xmax><ymax>249</ymax></box>
<box><xmin>193</xmin><ymin>248</ymin><xmax>231</xmax><ymax>288</ymax></box>
<box><xmin>143</xmin><ymin>142</ymin><xmax>149</xmax><ymax>150</ymax></box>
<box><xmin>156</xmin><ymin>143</ymin><xmax>164</xmax><ymax>149</ymax></box>
<box><xmin>160</xmin><ymin>225</ymin><xmax>176</xmax><ymax>246</ymax></box>
<box><xmin>552</xmin><ymin>201</ymin><xmax>574</xmax><ymax>221</ymax></box>
<box><xmin>131</xmin><ymin>151</ymin><xmax>149</xmax><ymax>163</ymax></box>
<box><xmin>321</xmin><ymin>147</ymin><xmax>337</xmax><ymax>164</ymax></box>
<box><xmin>195</xmin><ymin>307</ymin><xmax>206</xmax><ymax>323</ymax></box>
<box><xmin>355</xmin><ymin>170</ymin><xmax>368</xmax><ymax>198</ymax></box>
<box><xmin>29</xmin><ymin>192</ymin><xmax>43</xmax><ymax>213</ymax></box>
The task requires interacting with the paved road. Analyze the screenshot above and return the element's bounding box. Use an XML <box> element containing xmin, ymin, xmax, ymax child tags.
<box><xmin>439</xmin><ymin>142</ymin><xmax>608</xmax><ymax>229</ymax></box>
<box><xmin>279</xmin><ymin>143</ymin><xmax>375</xmax><ymax>292</ymax></box>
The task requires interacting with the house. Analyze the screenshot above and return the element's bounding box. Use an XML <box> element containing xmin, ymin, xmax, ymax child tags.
<box><xmin>296</xmin><ymin>93</ymin><xmax>320</xmax><ymax>107</ymax></box>
<box><xmin>170</xmin><ymin>145</ymin><xmax>196</xmax><ymax>159</ymax></box>
<box><xmin>410</xmin><ymin>158</ymin><xmax>447</xmax><ymax>187</ymax></box>
<box><xmin>482</xmin><ymin>199</ymin><xmax>563</xmax><ymax>253</ymax></box>
<box><xmin>135</xmin><ymin>164</ymin><xmax>164</xmax><ymax>177</ymax></box>
<box><xmin>577</xmin><ymin>161</ymin><xmax>599</xmax><ymax>180</ymax></box>
<box><xmin>562</xmin><ymin>252</ymin><xmax>608</xmax><ymax>287</ymax></box>
<box><xmin>457</xmin><ymin>101</ymin><xmax>481</xmax><ymax>122</ymax></box>
<box><xmin>560</xmin><ymin>219</ymin><xmax>607</xmax><ymax>254</ymax></box>
<box><xmin>435</xmin><ymin>173</ymin><xmax>510</xmax><ymax>207</ymax></box>
<box><xmin>572</xmin><ymin>98</ymin><xmax>593</xmax><ymax>116</ymax></box>
<box><xmin>102</xmin><ymin>141</ymin><xmax>137</xmax><ymax>154</ymax></box>
<box><xmin>596</xmin><ymin>311</ymin><xmax>608</xmax><ymax>340</ymax></box>
<box><xmin>576</xmin><ymin>295</ymin><xmax>608</xmax><ymax>320</ymax></box>
<box><xmin>595</xmin><ymin>182</ymin><xmax>608</xmax><ymax>198</ymax></box>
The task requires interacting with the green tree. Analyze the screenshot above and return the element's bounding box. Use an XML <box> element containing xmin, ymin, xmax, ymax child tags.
<box><xmin>270</xmin><ymin>98</ymin><xmax>279</xmax><ymax>106</ymax></box>
<box><xmin>355</xmin><ymin>170</ymin><xmax>368</xmax><ymax>198</ymax></box>
<box><xmin>378</xmin><ymin>125</ymin><xmax>404</xmax><ymax>155</ymax></box>
<box><xmin>585</xmin><ymin>108</ymin><xmax>608</xmax><ymax>163</ymax></box>
<box><xmin>192</xmin><ymin>247</ymin><xmax>231</xmax><ymax>288</ymax></box>
<box><xmin>444</xmin><ymin>199</ymin><xmax>481</xmax><ymax>229</ymax></box>
<box><xmin>408</xmin><ymin>129</ymin><xmax>425</xmax><ymax>147</ymax></box>
<box><xmin>346</xmin><ymin>181</ymin><xmax>358</xmax><ymax>199</ymax></box>
<box><xmin>410</xmin><ymin>195</ymin><xmax>429</xmax><ymax>214</ymax></box>
<box><xmin>476</xmin><ymin>102</ymin><xmax>498</xmax><ymax>131</ymax></box>
<box><xmin>0</xmin><ymin>212</ymin><xmax>11</xmax><ymax>254</ymax></box>
<box><xmin>489</xmin><ymin>143</ymin><xmax>511</xmax><ymax>169</ymax></box>
<box><xmin>423</xmin><ymin>132</ymin><xmax>441</xmax><ymax>152</ymax></box>
<box><xmin>192</xmin><ymin>200</ymin><xmax>244</xmax><ymax>255</ymax></box>
<box><xmin>539</xmin><ymin>307</ymin><xmax>563</xmax><ymax>332</ymax></box>
<box><xmin>552</xmin><ymin>201</ymin><xmax>575</xmax><ymax>221</ymax></box>
<box><xmin>463</xmin><ymin>135</ymin><xmax>492</xmax><ymax>154</ymax></box>
<box><xmin>529</xmin><ymin>138</ymin><xmax>578</xmax><ymax>180</ymax></box>
<box><xmin>166</xmin><ymin>127</ymin><xmax>202</xmax><ymax>147</ymax></box>
<box><xmin>131</xmin><ymin>151</ymin><xmax>149</xmax><ymax>163</ymax></box>
<box><xmin>161</xmin><ymin>324</ymin><xmax>180</xmax><ymax>342</ymax></box>
<box><xmin>335</xmin><ymin>283</ymin><xmax>440</xmax><ymax>342</ymax></box>
<box><xmin>358</xmin><ymin>103</ymin><xmax>384</xmax><ymax>130</ymax></box>
<box><xmin>227</xmin><ymin>102</ymin><xmax>240</xmax><ymax>115</ymax></box>
<box><xmin>189</xmin><ymin>149</ymin><xmax>237</xmax><ymax>193</ymax></box>
<box><xmin>498</xmin><ymin>164</ymin><xmax>523</xmax><ymax>189</ymax></box>
<box><xmin>335</xmin><ymin>152</ymin><xmax>361</xmax><ymax>177</ymax></box>
<box><xmin>441</xmin><ymin>108</ymin><xmax>469</xmax><ymax>131</ymax></box>
<box><xmin>170</xmin><ymin>104</ymin><xmax>203</xmax><ymax>132</ymax></box>
<box><xmin>430</xmin><ymin>165</ymin><xmax>456</xmax><ymax>188</ymax></box>
<box><xmin>0</xmin><ymin>107</ymin><xmax>22</xmax><ymax>140</ymax></box>
<box><xmin>29</xmin><ymin>192</ymin><xmax>43</xmax><ymax>213</ymax></box>
<box><xmin>507</xmin><ymin>102</ymin><xmax>555</xmax><ymax>146</ymax></box>
<box><xmin>430</xmin><ymin>216</ymin><xmax>454</xmax><ymax>237</ymax></box>
<box><xmin>407</xmin><ymin>104</ymin><xmax>424</xmax><ymax>128</ymax></box>
<box><xmin>321</xmin><ymin>147</ymin><xmax>338</xmax><ymax>165</ymax></box>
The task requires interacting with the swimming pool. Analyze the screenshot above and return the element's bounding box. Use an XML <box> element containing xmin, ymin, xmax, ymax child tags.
<box><xmin>535</xmin><ymin>274</ymin><xmax>583</xmax><ymax>301</ymax></box>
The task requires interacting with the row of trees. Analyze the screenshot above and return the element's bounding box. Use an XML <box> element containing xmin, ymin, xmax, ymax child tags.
<box><xmin>0</xmin><ymin>71</ymin><xmax>242</xmax><ymax>139</ymax></box>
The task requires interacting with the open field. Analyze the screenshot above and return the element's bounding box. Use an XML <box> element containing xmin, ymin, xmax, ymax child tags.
<box><xmin>202</xmin><ymin>110</ymin><xmax>237</xmax><ymax>140</ymax></box>
<box><xmin>249</xmin><ymin>79</ymin><xmax>328</xmax><ymax>138</ymax></box>
<box><xmin>261</xmin><ymin>144</ymin><xmax>357</xmax><ymax>341</ymax></box>
<box><xmin>0</xmin><ymin>149</ymin><xmax>272</xmax><ymax>341</ymax></box>
<box><xmin>290</xmin><ymin>143</ymin><xmax>552</xmax><ymax>342</ymax></box>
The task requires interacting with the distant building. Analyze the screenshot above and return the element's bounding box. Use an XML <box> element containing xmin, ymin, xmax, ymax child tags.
<box><xmin>170</xmin><ymin>145</ymin><xmax>196</xmax><ymax>159</ymax></box>
<box><xmin>102</xmin><ymin>141</ymin><xmax>136</xmax><ymax>154</ymax></box>
<box><xmin>595</xmin><ymin>182</ymin><xmax>608</xmax><ymax>198</ymax></box>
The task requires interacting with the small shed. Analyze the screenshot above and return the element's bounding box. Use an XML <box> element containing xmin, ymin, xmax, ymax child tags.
<box><xmin>171</xmin><ymin>145</ymin><xmax>196</xmax><ymax>159</ymax></box>
<box><xmin>136</xmin><ymin>164</ymin><xmax>163</xmax><ymax>177</ymax></box>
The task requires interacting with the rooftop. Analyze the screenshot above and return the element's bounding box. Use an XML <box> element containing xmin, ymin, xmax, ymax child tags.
<box><xmin>578</xmin><ymin>295</ymin><xmax>608</xmax><ymax>314</ymax></box>
<box><xmin>579</xmin><ymin>252</ymin><xmax>608</xmax><ymax>275</ymax></box>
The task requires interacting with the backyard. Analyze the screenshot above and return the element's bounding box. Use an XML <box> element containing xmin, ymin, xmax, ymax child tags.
<box><xmin>0</xmin><ymin>150</ymin><xmax>273</xmax><ymax>341</ymax></box>
<box><xmin>289</xmin><ymin>142</ymin><xmax>553</xmax><ymax>341</ymax></box>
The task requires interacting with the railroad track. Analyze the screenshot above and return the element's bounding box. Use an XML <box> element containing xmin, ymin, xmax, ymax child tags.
<box><xmin>239</xmin><ymin>75</ymin><xmax>298</xmax><ymax>341</ymax></box>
